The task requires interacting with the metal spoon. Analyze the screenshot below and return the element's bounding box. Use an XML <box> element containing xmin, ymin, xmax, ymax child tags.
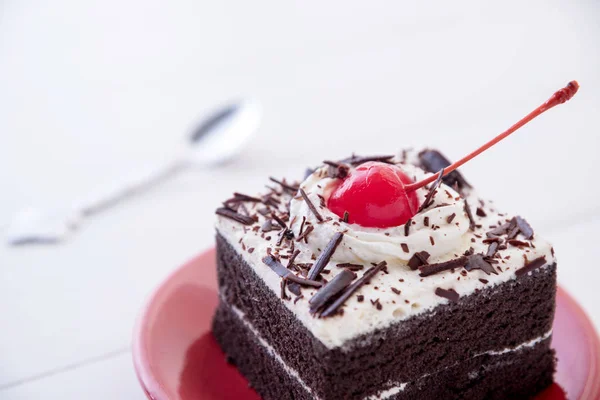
<box><xmin>5</xmin><ymin>99</ymin><xmax>262</xmax><ymax>245</ymax></box>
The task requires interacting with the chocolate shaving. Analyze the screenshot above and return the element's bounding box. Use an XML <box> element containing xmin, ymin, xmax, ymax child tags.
<box><xmin>288</xmin><ymin>282</ymin><xmax>302</xmax><ymax>295</ymax></box>
<box><xmin>300</xmin><ymin>189</ymin><xmax>324</xmax><ymax>222</ymax></box>
<box><xmin>287</xmin><ymin>249</ymin><xmax>301</xmax><ymax>268</ymax></box>
<box><xmin>280</xmin><ymin>279</ymin><xmax>290</xmax><ymax>300</ymax></box>
<box><xmin>216</xmin><ymin>207</ymin><xmax>255</xmax><ymax>225</ymax></box>
<box><xmin>423</xmin><ymin>216</ymin><xmax>429</xmax><ymax>227</ymax></box>
<box><xmin>276</xmin><ymin>229</ymin><xmax>288</xmax><ymax>246</ymax></box>
<box><xmin>343</xmin><ymin>211</ymin><xmax>349</xmax><ymax>223</ymax></box>
<box><xmin>262</xmin><ymin>195</ymin><xmax>280</xmax><ymax>208</ymax></box>
<box><xmin>506</xmin><ymin>218</ymin><xmax>519</xmax><ymax>239</ymax></box>
<box><xmin>515</xmin><ymin>256</ymin><xmax>547</xmax><ymax>277</ymax></box>
<box><xmin>515</xmin><ymin>216</ymin><xmax>534</xmax><ymax>239</ymax></box>
<box><xmin>263</xmin><ymin>255</ymin><xmax>292</xmax><ymax>277</ymax></box>
<box><xmin>419</xmin><ymin>256</ymin><xmax>468</xmax><ymax>277</ymax></box>
<box><xmin>289</xmin><ymin>238</ymin><xmax>295</xmax><ymax>252</ymax></box>
<box><xmin>488</xmin><ymin>223</ymin><xmax>510</xmax><ymax>236</ymax></box>
<box><xmin>346</xmin><ymin>155</ymin><xmax>395</xmax><ymax>165</ymax></box>
<box><xmin>321</xmin><ymin>261</ymin><xmax>386</xmax><ymax>317</ymax></box>
<box><xmin>418</xmin><ymin>150</ymin><xmax>471</xmax><ymax>190</ymax></box>
<box><xmin>486</xmin><ymin>241</ymin><xmax>499</xmax><ymax>258</ymax></box>
<box><xmin>293</xmin><ymin>294</ymin><xmax>304</xmax><ymax>304</ymax></box>
<box><xmin>463</xmin><ymin>200</ymin><xmax>476</xmax><ymax>231</ymax></box>
<box><xmin>296</xmin><ymin>225</ymin><xmax>314</xmax><ymax>242</ymax></box>
<box><xmin>371</xmin><ymin>298</ymin><xmax>382</xmax><ymax>310</ymax></box>
<box><xmin>323</xmin><ymin>160</ymin><xmax>350</xmax><ymax>179</ymax></box>
<box><xmin>446</xmin><ymin>213</ymin><xmax>456</xmax><ymax>224</ymax></box>
<box><xmin>263</xmin><ymin>255</ymin><xmax>323</xmax><ymax>287</ymax></box>
<box><xmin>476</xmin><ymin>207</ymin><xmax>487</xmax><ymax>217</ymax></box>
<box><xmin>401</xmin><ymin>243</ymin><xmax>409</xmax><ymax>253</ymax></box>
<box><xmin>299</xmin><ymin>216</ymin><xmax>306</xmax><ymax>236</ymax></box>
<box><xmin>230</xmin><ymin>192</ymin><xmax>262</xmax><ymax>203</ymax></box>
<box><xmin>271</xmin><ymin>213</ymin><xmax>287</xmax><ymax>229</ymax></box>
<box><xmin>408</xmin><ymin>251</ymin><xmax>430</xmax><ymax>270</ymax></box>
<box><xmin>336</xmin><ymin>263</ymin><xmax>364</xmax><ymax>271</ymax></box>
<box><xmin>391</xmin><ymin>287</ymin><xmax>401</xmax><ymax>295</ymax></box>
<box><xmin>508</xmin><ymin>239</ymin><xmax>530</xmax><ymax>248</ymax></box>
<box><xmin>307</xmin><ymin>232</ymin><xmax>344</xmax><ymax>280</ymax></box>
<box><xmin>435</xmin><ymin>287</ymin><xmax>460</xmax><ymax>302</ymax></box>
<box><xmin>465</xmin><ymin>254</ymin><xmax>497</xmax><ymax>275</ymax></box>
<box><xmin>285</xmin><ymin>274</ymin><xmax>323</xmax><ymax>288</ymax></box>
<box><xmin>507</xmin><ymin>227</ymin><xmax>520</xmax><ymax>240</ymax></box>
<box><xmin>317</xmin><ymin>195</ymin><xmax>326</xmax><ymax>208</ymax></box>
<box><xmin>417</xmin><ymin>168</ymin><xmax>445</xmax><ymax>212</ymax></box>
<box><xmin>404</xmin><ymin>219</ymin><xmax>412</xmax><ymax>236</ymax></box>
<box><xmin>261</xmin><ymin>220</ymin><xmax>280</xmax><ymax>232</ymax></box>
<box><xmin>269</xmin><ymin>177</ymin><xmax>299</xmax><ymax>193</ymax></box>
<box><xmin>479</xmin><ymin>278</ymin><xmax>489</xmax><ymax>284</ymax></box>
<box><xmin>309</xmin><ymin>269</ymin><xmax>356</xmax><ymax>314</ymax></box>
<box><xmin>323</xmin><ymin>160</ymin><xmax>341</xmax><ymax>168</ymax></box>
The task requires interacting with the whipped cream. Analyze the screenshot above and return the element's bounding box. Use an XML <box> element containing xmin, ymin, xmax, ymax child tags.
<box><xmin>289</xmin><ymin>163</ymin><xmax>470</xmax><ymax>265</ymax></box>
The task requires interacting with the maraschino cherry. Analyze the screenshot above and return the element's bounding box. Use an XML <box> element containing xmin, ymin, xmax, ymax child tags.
<box><xmin>328</xmin><ymin>162</ymin><xmax>419</xmax><ymax>228</ymax></box>
<box><xmin>327</xmin><ymin>81</ymin><xmax>579</xmax><ymax>228</ymax></box>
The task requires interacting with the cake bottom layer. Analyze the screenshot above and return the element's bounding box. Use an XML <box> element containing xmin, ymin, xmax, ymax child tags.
<box><xmin>212</xmin><ymin>301</ymin><xmax>555</xmax><ymax>400</ymax></box>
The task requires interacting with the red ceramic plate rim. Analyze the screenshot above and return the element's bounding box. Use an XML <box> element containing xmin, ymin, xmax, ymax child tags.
<box><xmin>132</xmin><ymin>248</ymin><xmax>217</xmax><ymax>400</ymax></box>
<box><xmin>132</xmin><ymin>247</ymin><xmax>600</xmax><ymax>400</ymax></box>
<box><xmin>556</xmin><ymin>286</ymin><xmax>600</xmax><ymax>399</ymax></box>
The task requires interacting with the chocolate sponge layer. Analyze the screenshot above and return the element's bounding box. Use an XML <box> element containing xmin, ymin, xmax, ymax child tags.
<box><xmin>213</xmin><ymin>301</ymin><xmax>555</xmax><ymax>400</ymax></box>
<box><xmin>214</xmin><ymin>232</ymin><xmax>556</xmax><ymax>399</ymax></box>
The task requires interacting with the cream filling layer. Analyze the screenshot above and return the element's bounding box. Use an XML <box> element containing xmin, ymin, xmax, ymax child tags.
<box><xmin>224</xmin><ymin>298</ymin><xmax>552</xmax><ymax>400</ymax></box>
<box><xmin>227</xmin><ymin>300</ymin><xmax>319</xmax><ymax>398</ymax></box>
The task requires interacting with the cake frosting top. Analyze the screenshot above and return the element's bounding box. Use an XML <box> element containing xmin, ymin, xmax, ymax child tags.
<box><xmin>215</xmin><ymin>150</ymin><xmax>555</xmax><ymax>349</ymax></box>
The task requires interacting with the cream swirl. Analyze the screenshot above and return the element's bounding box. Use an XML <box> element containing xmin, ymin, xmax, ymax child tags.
<box><xmin>289</xmin><ymin>163</ymin><xmax>470</xmax><ymax>265</ymax></box>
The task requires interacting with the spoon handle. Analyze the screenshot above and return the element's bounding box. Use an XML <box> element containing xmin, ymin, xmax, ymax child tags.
<box><xmin>76</xmin><ymin>156</ymin><xmax>189</xmax><ymax>217</ymax></box>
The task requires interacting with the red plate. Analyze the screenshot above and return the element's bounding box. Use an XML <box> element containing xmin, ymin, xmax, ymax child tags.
<box><xmin>133</xmin><ymin>248</ymin><xmax>600</xmax><ymax>400</ymax></box>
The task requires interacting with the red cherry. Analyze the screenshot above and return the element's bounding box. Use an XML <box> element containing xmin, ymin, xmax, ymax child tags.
<box><xmin>327</xmin><ymin>162</ymin><xmax>419</xmax><ymax>228</ymax></box>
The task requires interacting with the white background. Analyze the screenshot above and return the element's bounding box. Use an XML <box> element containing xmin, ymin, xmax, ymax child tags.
<box><xmin>1</xmin><ymin>1</ymin><xmax>599</xmax><ymax>398</ymax></box>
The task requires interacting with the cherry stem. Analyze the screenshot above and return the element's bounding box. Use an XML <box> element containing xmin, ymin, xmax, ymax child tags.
<box><xmin>405</xmin><ymin>80</ymin><xmax>580</xmax><ymax>192</ymax></box>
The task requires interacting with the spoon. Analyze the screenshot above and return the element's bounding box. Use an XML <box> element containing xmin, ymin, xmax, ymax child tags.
<box><xmin>5</xmin><ymin>99</ymin><xmax>262</xmax><ymax>246</ymax></box>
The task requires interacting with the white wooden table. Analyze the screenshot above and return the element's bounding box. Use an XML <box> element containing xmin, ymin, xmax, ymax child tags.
<box><xmin>1</xmin><ymin>1</ymin><xmax>599</xmax><ymax>398</ymax></box>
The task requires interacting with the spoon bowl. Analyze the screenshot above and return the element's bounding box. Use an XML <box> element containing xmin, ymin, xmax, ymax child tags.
<box><xmin>187</xmin><ymin>99</ymin><xmax>262</xmax><ymax>166</ymax></box>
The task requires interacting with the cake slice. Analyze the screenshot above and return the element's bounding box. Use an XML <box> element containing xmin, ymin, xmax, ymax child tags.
<box><xmin>212</xmin><ymin>149</ymin><xmax>556</xmax><ymax>400</ymax></box>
